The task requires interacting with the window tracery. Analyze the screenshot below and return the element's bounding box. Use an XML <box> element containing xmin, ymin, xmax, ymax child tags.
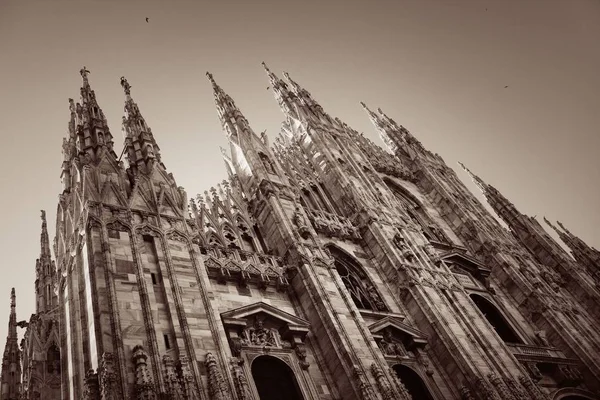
<box><xmin>328</xmin><ymin>246</ymin><xmax>387</xmax><ymax>312</ymax></box>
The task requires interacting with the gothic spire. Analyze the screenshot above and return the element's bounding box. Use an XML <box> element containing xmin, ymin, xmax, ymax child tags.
<box><xmin>36</xmin><ymin>210</ymin><xmax>58</xmax><ymax>313</ymax></box>
<box><xmin>40</xmin><ymin>210</ymin><xmax>51</xmax><ymax>261</ymax></box>
<box><xmin>261</xmin><ymin>62</ymin><xmax>298</xmax><ymax>118</ymax></box>
<box><xmin>0</xmin><ymin>288</ymin><xmax>21</xmax><ymax>400</ymax></box>
<box><xmin>120</xmin><ymin>76</ymin><xmax>163</xmax><ymax>175</ymax></box>
<box><xmin>8</xmin><ymin>289</ymin><xmax>16</xmax><ymax>339</ymax></box>
<box><xmin>457</xmin><ymin>162</ymin><xmax>528</xmax><ymax>230</ymax></box>
<box><xmin>281</xmin><ymin>70</ymin><xmax>333</xmax><ymax>124</ymax></box>
<box><xmin>206</xmin><ymin>71</ymin><xmax>254</xmax><ymax>141</ymax></box>
<box><xmin>544</xmin><ymin>218</ymin><xmax>600</xmax><ymax>272</ymax></box>
<box><xmin>76</xmin><ymin>66</ymin><xmax>115</xmax><ymax>153</ymax></box>
<box><xmin>360</xmin><ymin>102</ymin><xmax>397</xmax><ymax>151</ymax></box>
<box><xmin>61</xmin><ymin>67</ymin><xmax>117</xmax><ymax>172</ymax></box>
<box><xmin>458</xmin><ymin>162</ymin><xmax>487</xmax><ymax>193</ymax></box>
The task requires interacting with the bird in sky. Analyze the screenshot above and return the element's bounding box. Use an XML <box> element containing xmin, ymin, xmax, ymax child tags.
<box><xmin>146</xmin><ymin>17</ymin><xmax>149</xmax><ymax>23</ymax></box>
<box><xmin>504</xmin><ymin>85</ymin><xmax>509</xmax><ymax>88</ymax></box>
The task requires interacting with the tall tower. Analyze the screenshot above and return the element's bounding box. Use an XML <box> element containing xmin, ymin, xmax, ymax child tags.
<box><xmin>0</xmin><ymin>289</ymin><xmax>21</xmax><ymax>400</ymax></box>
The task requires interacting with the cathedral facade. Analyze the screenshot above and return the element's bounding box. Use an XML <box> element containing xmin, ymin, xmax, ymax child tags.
<box><xmin>1</xmin><ymin>64</ymin><xmax>600</xmax><ymax>400</ymax></box>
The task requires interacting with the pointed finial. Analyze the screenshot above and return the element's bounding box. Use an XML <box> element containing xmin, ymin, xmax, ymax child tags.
<box><xmin>41</xmin><ymin>210</ymin><xmax>46</xmax><ymax>223</ymax></box>
<box><xmin>458</xmin><ymin>162</ymin><xmax>487</xmax><ymax>192</ymax></box>
<box><xmin>261</xmin><ymin>61</ymin><xmax>271</xmax><ymax>73</ymax></box>
<box><xmin>80</xmin><ymin>66</ymin><xmax>91</xmax><ymax>84</ymax></box>
<box><xmin>10</xmin><ymin>288</ymin><xmax>15</xmax><ymax>308</ymax></box>
<box><xmin>120</xmin><ymin>76</ymin><xmax>132</xmax><ymax>96</ymax></box>
<box><xmin>556</xmin><ymin>221</ymin><xmax>571</xmax><ymax>234</ymax></box>
<box><xmin>206</xmin><ymin>71</ymin><xmax>216</xmax><ymax>85</ymax></box>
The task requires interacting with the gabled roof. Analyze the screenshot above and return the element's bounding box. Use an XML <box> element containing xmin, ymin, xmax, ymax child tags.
<box><xmin>368</xmin><ymin>316</ymin><xmax>428</xmax><ymax>347</ymax></box>
<box><xmin>441</xmin><ymin>251</ymin><xmax>491</xmax><ymax>278</ymax></box>
<box><xmin>221</xmin><ymin>302</ymin><xmax>310</xmax><ymax>330</ymax></box>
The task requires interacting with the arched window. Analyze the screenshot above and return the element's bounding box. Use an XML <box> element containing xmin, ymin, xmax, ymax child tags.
<box><xmin>393</xmin><ymin>364</ymin><xmax>434</xmax><ymax>400</ymax></box>
<box><xmin>46</xmin><ymin>344</ymin><xmax>60</xmax><ymax>374</ymax></box>
<box><xmin>327</xmin><ymin>246</ymin><xmax>387</xmax><ymax>311</ymax></box>
<box><xmin>251</xmin><ymin>356</ymin><xmax>304</xmax><ymax>400</ymax></box>
<box><xmin>469</xmin><ymin>294</ymin><xmax>522</xmax><ymax>343</ymax></box>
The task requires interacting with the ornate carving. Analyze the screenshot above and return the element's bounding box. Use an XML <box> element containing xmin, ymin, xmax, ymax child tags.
<box><xmin>518</xmin><ymin>375</ymin><xmax>547</xmax><ymax>400</ymax></box>
<box><xmin>178</xmin><ymin>355</ymin><xmax>197</xmax><ymax>400</ymax></box>
<box><xmin>83</xmin><ymin>369</ymin><xmax>100</xmax><ymax>400</ymax></box>
<box><xmin>99</xmin><ymin>352</ymin><xmax>120</xmax><ymax>400</ymax></box>
<box><xmin>231</xmin><ymin>361</ymin><xmax>252</xmax><ymax>400</ymax></box>
<box><xmin>132</xmin><ymin>346</ymin><xmax>156</xmax><ymax>400</ymax></box>
<box><xmin>393</xmin><ymin>233</ymin><xmax>414</xmax><ymax>261</ymax></box>
<box><xmin>370</xmin><ymin>363</ymin><xmax>395</xmax><ymax>400</ymax></box>
<box><xmin>377</xmin><ymin>328</ymin><xmax>406</xmax><ymax>358</ymax></box>
<box><xmin>365</xmin><ymin>284</ymin><xmax>387</xmax><ymax>311</ymax></box>
<box><xmin>525</xmin><ymin>362</ymin><xmax>542</xmax><ymax>381</ymax></box>
<box><xmin>488</xmin><ymin>373</ymin><xmax>516</xmax><ymax>400</ymax></box>
<box><xmin>205</xmin><ymin>353</ymin><xmax>232</xmax><ymax>400</ymax></box>
<box><xmin>293</xmin><ymin>206</ymin><xmax>312</xmax><ymax>240</ymax></box>
<box><xmin>294</xmin><ymin>343</ymin><xmax>309</xmax><ymax>370</ymax></box>
<box><xmin>414</xmin><ymin>348</ymin><xmax>434</xmax><ymax>376</ymax></box>
<box><xmin>243</xmin><ymin>318</ymin><xmax>277</xmax><ymax>347</ymax></box>
<box><xmin>389</xmin><ymin>367</ymin><xmax>412</xmax><ymax>400</ymax></box>
<box><xmin>163</xmin><ymin>355</ymin><xmax>183</xmax><ymax>398</ymax></box>
<box><xmin>460</xmin><ymin>385</ymin><xmax>475</xmax><ymax>400</ymax></box>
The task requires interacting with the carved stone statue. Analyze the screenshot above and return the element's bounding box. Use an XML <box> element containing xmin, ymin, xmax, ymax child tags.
<box><xmin>246</xmin><ymin>319</ymin><xmax>275</xmax><ymax>347</ymax></box>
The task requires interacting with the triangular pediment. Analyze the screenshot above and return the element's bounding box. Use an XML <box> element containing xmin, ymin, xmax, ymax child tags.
<box><xmin>441</xmin><ymin>251</ymin><xmax>491</xmax><ymax>278</ymax></box>
<box><xmin>221</xmin><ymin>302</ymin><xmax>309</xmax><ymax>330</ymax></box>
<box><xmin>369</xmin><ymin>316</ymin><xmax>428</xmax><ymax>346</ymax></box>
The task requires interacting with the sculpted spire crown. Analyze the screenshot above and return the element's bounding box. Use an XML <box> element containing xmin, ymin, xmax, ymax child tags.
<box><xmin>120</xmin><ymin>76</ymin><xmax>132</xmax><ymax>96</ymax></box>
<box><xmin>40</xmin><ymin>209</ymin><xmax>51</xmax><ymax>259</ymax></box>
<box><xmin>80</xmin><ymin>66</ymin><xmax>91</xmax><ymax>86</ymax></box>
<box><xmin>206</xmin><ymin>71</ymin><xmax>252</xmax><ymax>139</ymax></box>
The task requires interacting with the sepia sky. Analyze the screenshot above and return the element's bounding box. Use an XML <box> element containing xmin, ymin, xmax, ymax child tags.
<box><xmin>0</xmin><ymin>0</ymin><xmax>599</xmax><ymax>340</ymax></box>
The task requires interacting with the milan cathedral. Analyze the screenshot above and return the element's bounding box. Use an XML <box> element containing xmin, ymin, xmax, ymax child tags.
<box><xmin>1</xmin><ymin>64</ymin><xmax>599</xmax><ymax>400</ymax></box>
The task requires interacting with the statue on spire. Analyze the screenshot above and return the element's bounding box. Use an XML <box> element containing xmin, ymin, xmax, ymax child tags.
<box><xmin>120</xmin><ymin>76</ymin><xmax>132</xmax><ymax>96</ymax></box>
<box><xmin>80</xmin><ymin>66</ymin><xmax>91</xmax><ymax>84</ymax></box>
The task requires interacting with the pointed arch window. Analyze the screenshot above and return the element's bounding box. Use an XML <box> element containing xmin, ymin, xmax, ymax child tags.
<box><xmin>469</xmin><ymin>294</ymin><xmax>522</xmax><ymax>344</ymax></box>
<box><xmin>327</xmin><ymin>246</ymin><xmax>387</xmax><ymax>312</ymax></box>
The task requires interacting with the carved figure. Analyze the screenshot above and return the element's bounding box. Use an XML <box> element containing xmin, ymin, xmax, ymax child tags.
<box><xmin>247</xmin><ymin>319</ymin><xmax>275</xmax><ymax>347</ymax></box>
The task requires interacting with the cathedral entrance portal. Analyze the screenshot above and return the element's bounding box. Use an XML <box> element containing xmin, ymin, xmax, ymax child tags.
<box><xmin>251</xmin><ymin>355</ymin><xmax>304</xmax><ymax>400</ymax></box>
<box><xmin>393</xmin><ymin>364</ymin><xmax>435</xmax><ymax>400</ymax></box>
